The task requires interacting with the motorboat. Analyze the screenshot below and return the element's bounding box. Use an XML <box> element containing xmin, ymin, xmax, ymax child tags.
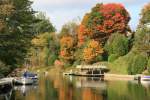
<box><xmin>141</xmin><ymin>76</ymin><xmax>150</xmax><ymax>81</ymax></box>
<box><xmin>23</xmin><ymin>72</ymin><xmax>38</xmax><ymax>80</ymax></box>
<box><xmin>14</xmin><ymin>77</ymin><xmax>34</xmax><ymax>85</ymax></box>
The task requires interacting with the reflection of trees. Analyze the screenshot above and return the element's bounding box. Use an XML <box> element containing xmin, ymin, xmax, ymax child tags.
<box><xmin>82</xmin><ymin>88</ymin><xmax>105</xmax><ymax>100</ymax></box>
<box><xmin>127</xmin><ymin>82</ymin><xmax>150</xmax><ymax>100</ymax></box>
<box><xmin>106</xmin><ymin>81</ymin><xmax>150</xmax><ymax>100</ymax></box>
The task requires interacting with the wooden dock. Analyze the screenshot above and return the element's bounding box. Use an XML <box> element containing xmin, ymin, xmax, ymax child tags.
<box><xmin>0</xmin><ymin>78</ymin><xmax>14</xmax><ymax>88</ymax></box>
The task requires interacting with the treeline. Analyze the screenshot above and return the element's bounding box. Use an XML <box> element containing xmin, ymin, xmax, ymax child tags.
<box><xmin>0</xmin><ymin>0</ymin><xmax>56</xmax><ymax>76</ymax></box>
<box><xmin>0</xmin><ymin>1</ymin><xmax>150</xmax><ymax>76</ymax></box>
<box><xmin>30</xmin><ymin>3</ymin><xmax>150</xmax><ymax>75</ymax></box>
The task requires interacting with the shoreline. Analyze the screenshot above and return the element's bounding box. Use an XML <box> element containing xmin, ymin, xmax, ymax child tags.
<box><xmin>104</xmin><ymin>74</ymin><xmax>134</xmax><ymax>81</ymax></box>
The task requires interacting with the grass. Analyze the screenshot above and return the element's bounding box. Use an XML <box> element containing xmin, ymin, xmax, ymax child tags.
<box><xmin>108</xmin><ymin>56</ymin><xmax>128</xmax><ymax>74</ymax></box>
<box><xmin>29</xmin><ymin>66</ymin><xmax>66</xmax><ymax>76</ymax></box>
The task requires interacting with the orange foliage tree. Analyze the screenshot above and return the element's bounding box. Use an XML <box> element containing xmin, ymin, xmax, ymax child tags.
<box><xmin>140</xmin><ymin>3</ymin><xmax>150</xmax><ymax>25</ymax></box>
<box><xmin>83</xmin><ymin>40</ymin><xmax>103</xmax><ymax>64</ymax></box>
<box><xmin>78</xmin><ymin>3</ymin><xmax>130</xmax><ymax>45</ymax></box>
<box><xmin>60</xmin><ymin>36</ymin><xmax>74</xmax><ymax>62</ymax></box>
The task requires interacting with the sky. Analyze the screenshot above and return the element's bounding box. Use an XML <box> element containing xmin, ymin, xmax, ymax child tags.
<box><xmin>31</xmin><ymin>0</ymin><xmax>150</xmax><ymax>32</ymax></box>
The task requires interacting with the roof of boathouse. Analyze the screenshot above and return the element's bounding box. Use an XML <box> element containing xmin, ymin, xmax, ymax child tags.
<box><xmin>76</xmin><ymin>65</ymin><xmax>108</xmax><ymax>69</ymax></box>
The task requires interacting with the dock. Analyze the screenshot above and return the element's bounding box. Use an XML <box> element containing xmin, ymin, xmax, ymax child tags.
<box><xmin>63</xmin><ymin>65</ymin><xmax>109</xmax><ymax>77</ymax></box>
<box><xmin>0</xmin><ymin>78</ymin><xmax>14</xmax><ymax>89</ymax></box>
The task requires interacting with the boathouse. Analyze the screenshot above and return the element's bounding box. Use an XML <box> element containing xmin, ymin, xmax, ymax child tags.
<box><xmin>76</xmin><ymin>65</ymin><xmax>109</xmax><ymax>77</ymax></box>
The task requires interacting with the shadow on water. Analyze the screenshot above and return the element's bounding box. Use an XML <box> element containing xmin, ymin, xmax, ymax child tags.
<box><xmin>0</xmin><ymin>85</ymin><xmax>12</xmax><ymax>100</ymax></box>
<box><xmin>1</xmin><ymin>75</ymin><xmax>150</xmax><ymax>100</ymax></box>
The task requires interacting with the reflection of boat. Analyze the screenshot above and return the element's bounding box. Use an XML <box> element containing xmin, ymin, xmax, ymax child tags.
<box><xmin>0</xmin><ymin>90</ymin><xmax>12</xmax><ymax>100</ymax></box>
<box><xmin>14</xmin><ymin>77</ymin><xmax>34</xmax><ymax>85</ymax></box>
<box><xmin>141</xmin><ymin>81</ymin><xmax>150</xmax><ymax>88</ymax></box>
<box><xmin>0</xmin><ymin>85</ymin><xmax>12</xmax><ymax>100</ymax></box>
<box><xmin>13</xmin><ymin>85</ymin><xmax>38</xmax><ymax>96</ymax></box>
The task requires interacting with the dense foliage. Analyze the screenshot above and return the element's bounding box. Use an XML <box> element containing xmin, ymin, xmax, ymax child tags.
<box><xmin>0</xmin><ymin>0</ymin><xmax>37</xmax><ymax>75</ymax></box>
<box><xmin>105</xmin><ymin>33</ymin><xmax>129</xmax><ymax>62</ymax></box>
<box><xmin>31</xmin><ymin>32</ymin><xmax>59</xmax><ymax>66</ymax></box>
<box><xmin>140</xmin><ymin>3</ymin><xmax>150</xmax><ymax>25</ymax></box>
<box><xmin>82</xmin><ymin>40</ymin><xmax>103</xmax><ymax>64</ymax></box>
<box><xmin>1</xmin><ymin>1</ymin><xmax>150</xmax><ymax>76</ymax></box>
<box><xmin>78</xmin><ymin>3</ymin><xmax>130</xmax><ymax>45</ymax></box>
<box><xmin>127</xmin><ymin>53</ymin><xmax>147</xmax><ymax>75</ymax></box>
<box><xmin>59</xmin><ymin>36</ymin><xmax>75</xmax><ymax>63</ymax></box>
<box><xmin>33</xmin><ymin>12</ymin><xmax>56</xmax><ymax>34</ymax></box>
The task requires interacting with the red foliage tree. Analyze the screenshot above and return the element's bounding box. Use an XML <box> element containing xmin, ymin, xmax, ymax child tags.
<box><xmin>78</xmin><ymin>3</ymin><xmax>130</xmax><ymax>45</ymax></box>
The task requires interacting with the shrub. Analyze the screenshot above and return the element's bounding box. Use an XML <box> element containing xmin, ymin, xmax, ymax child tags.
<box><xmin>0</xmin><ymin>61</ymin><xmax>11</xmax><ymax>76</ymax></box>
<box><xmin>72</xmin><ymin>60</ymin><xmax>81</xmax><ymax>67</ymax></box>
<box><xmin>127</xmin><ymin>53</ymin><xmax>147</xmax><ymax>75</ymax></box>
<box><xmin>105</xmin><ymin>33</ymin><xmax>129</xmax><ymax>57</ymax></box>
<box><xmin>108</xmin><ymin>54</ymin><xmax>119</xmax><ymax>62</ymax></box>
<box><xmin>147</xmin><ymin>58</ymin><xmax>150</xmax><ymax>73</ymax></box>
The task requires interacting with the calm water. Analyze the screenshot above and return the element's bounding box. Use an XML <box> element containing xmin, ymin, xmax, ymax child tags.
<box><xmin>1</xmin><ymin>75</ymin><xmax>150</xmax><ymax>100</ymax></box>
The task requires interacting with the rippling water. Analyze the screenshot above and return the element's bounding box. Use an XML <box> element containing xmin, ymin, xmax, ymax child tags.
<box><xmin>1</xmin><ymin>75</ymin><xmax>150</xmax><ymax>100</ymax></box>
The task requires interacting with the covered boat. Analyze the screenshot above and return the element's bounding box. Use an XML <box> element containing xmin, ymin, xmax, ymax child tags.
<box><xmin>14</xmin><ymin>77</ymin><xmax>33</xmax><ymax>85</ymax></box>
<box><xmin>141</xmin><ymin>76</ymin><xmax>150</xmax><ymax>81</ymax></box>
<box><xmin>23</xmin><ymin>72</ymin><xmax>38</xmax><ymax>80</ymax></box>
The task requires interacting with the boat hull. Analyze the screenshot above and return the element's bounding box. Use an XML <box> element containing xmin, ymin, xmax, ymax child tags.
<box><xmin>14</xmin><ymin>77</ymin><xmax>33</xmax><ymax>85</ymax></box>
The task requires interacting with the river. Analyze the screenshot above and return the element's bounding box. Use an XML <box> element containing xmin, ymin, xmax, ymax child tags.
<box><xmin>0</xmin><ymin>75</ymin><xmax>150</xmax><ymax>100</ymax></box>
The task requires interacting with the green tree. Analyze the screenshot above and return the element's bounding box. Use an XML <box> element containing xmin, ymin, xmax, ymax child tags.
<box><xmin>134</xmin><ymin>27</ymin><xmax>150</xmax><ymax>58</ymax></box>
<box><xmin>148</xmin><ymin>58</ymin><xmax>150</xmax><ymax>73</ymax></box>
<box><xmin>31</xmin><ymin>32</ymin><xmax>59</xmax><ymax>67</ymax></box>
<box><xmin>139</xmin><ymin>3</ymin><xmax>150</xmax><ymax>25</ymax></box>
<box><xmin>0</xmin><ymin>0</ymin><xmax>37</xmax><ymax>75</ymax></box>
<box><xmin>105</xmin><ymin>33</ymin><xmax>129</xmax><ymax>58</ymax></box>
<box><xmin>127</xmin><ymin>53</ymin><xmax>147</xmax><ymax>75</ymax></box>
<box><xmin>33</xmin><ymin>12</ymin><xmax>56</xmax><ymax>34</ymax></box>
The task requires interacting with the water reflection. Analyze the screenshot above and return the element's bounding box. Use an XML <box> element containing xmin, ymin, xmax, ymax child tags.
<box><xmin>13</xmin><ymin>85</ymin><xmax>38</xmax><ymax>96</ymax></box>
<box><xmin>1</xmin><ymin>75</ymin><xmax>150</xmax><ymax>100</ymax></box>
<box><xmin>0</xmin><ymin>86</ymin><xmax>12</xmax><ymax>100</ymax></box>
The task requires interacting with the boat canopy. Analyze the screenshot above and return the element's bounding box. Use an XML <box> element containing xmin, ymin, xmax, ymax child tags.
<box><xmin>23</xmin><ymin>72</ymin><xmax>37</xmax><ymax>77</ymax></box>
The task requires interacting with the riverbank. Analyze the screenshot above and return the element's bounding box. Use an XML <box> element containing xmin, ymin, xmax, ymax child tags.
<box><xmin>104</xmin><ymin>74</ymin><xmax>134</xmax><ymax>81</ymax></box>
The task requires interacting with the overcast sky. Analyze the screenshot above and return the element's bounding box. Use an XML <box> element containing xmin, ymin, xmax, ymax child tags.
<box><xmin>31</xmin><ymin>0</ymin><xmax>150</xmax><ymax>32</ymax></box>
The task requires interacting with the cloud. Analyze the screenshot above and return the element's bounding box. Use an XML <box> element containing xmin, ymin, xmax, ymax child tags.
<box><xmin>31</xmin><ymin>0</ymin><xmax>147</xmax><ymax>7</ymax></box>
<box><xmin>31</xmin><ymin>0</ymin><xmax>150</xmax><ymax>31</ymax></box>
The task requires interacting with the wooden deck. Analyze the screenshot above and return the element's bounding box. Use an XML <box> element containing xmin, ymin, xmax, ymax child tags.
<box><xmin>0</xmin><ymin>78</ymin><xmax>14</xmax><ymax>87</ymax></box>
<box><xmin>73</xmin><ymin>73</ymin><xmax>104</xmax><ymax>77</ymax></box>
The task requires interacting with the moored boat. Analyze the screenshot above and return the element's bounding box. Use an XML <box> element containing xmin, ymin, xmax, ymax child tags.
<box><xmin>14</xmin><ymin>77</ymin><xmax>34</xmax><ymax>85</ymax></box>
<box><xmin>141</xmin><ymin>76</ymin><xmax>150</xmax><ymax>81</ymax></box>
<box><xmin>23</xmin><ymin>72</ymin><xmax>38</xmax><ymax>80</ymax></box>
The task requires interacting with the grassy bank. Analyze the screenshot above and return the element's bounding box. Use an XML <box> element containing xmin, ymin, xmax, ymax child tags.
<box><xmin>29</xmin><ymin>66</ymin><xmax>65</xmax><ymax>76</ymax></box>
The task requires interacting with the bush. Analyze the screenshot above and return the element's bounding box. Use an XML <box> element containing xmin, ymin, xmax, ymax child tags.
<box><xmin>48</xmin><ymin>53</ymin><xmax>58</xmax><ymax>66</ymax></box>
<box><xmin>108</xmin><ymin>54</ymin><xmax>119</xmax><ymax>62</ymax></box>
<box><xmin>0</xmin><ymin>61</ymin><xmax>11</xmax><ymax>76</ymax></box>
<box><xmin>148</xmin><ymin>58</ymin><xmax>150</xmax><ymax>73</ymax></box>
<box><xmin>95</xmin><ymin>55</ymin><xmax>103</xmax><ymax>62</ymax></box>
<box><xmin>127</xmin><ymin>53</ymin><xmax>147</xmax><ymax>75</ymax></box>
<box><xmin>105</xmin><ymin>33</ymin><xmax>129</xmax><ymax>57</ymax></box>
<box><xmin>72</xmin><ymin>60</ymin><xmax>81</xmax><ymax>67</ymax></box>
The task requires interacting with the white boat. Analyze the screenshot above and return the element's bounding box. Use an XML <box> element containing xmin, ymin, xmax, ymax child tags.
<box><xmin>14</xmin><ymin>77</ymin><xmax>34</xmax><ymax>85</ymax></box>
<box><xmin>141</xmin><ymin>76</ymin><xmax>150</xmax><ymax>81</ymax></box>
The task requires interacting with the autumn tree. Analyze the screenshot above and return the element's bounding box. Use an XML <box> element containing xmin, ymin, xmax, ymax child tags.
<box><xmin>31</xmin><ymin>32</ymin><xmax>59</xmax><ymax>66</ymax></box>
<box><xmin>78</xmin><ymin>3</ymin><xmax>130</xmax><ymax>45</ymax></box>
<box><xmin>139</xmin><ymin>3</ymin><xmax>150</xmax><ymax>25</ymax></box>
<box><xmin>83</xmin><ymin>40</ymin><xmax>103</xmax><ymax>64</ymax></box>
<box><xmin>59</xmin><ymin>36</ymin><xmax>75</xmax><ymax>64</ymax></box>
